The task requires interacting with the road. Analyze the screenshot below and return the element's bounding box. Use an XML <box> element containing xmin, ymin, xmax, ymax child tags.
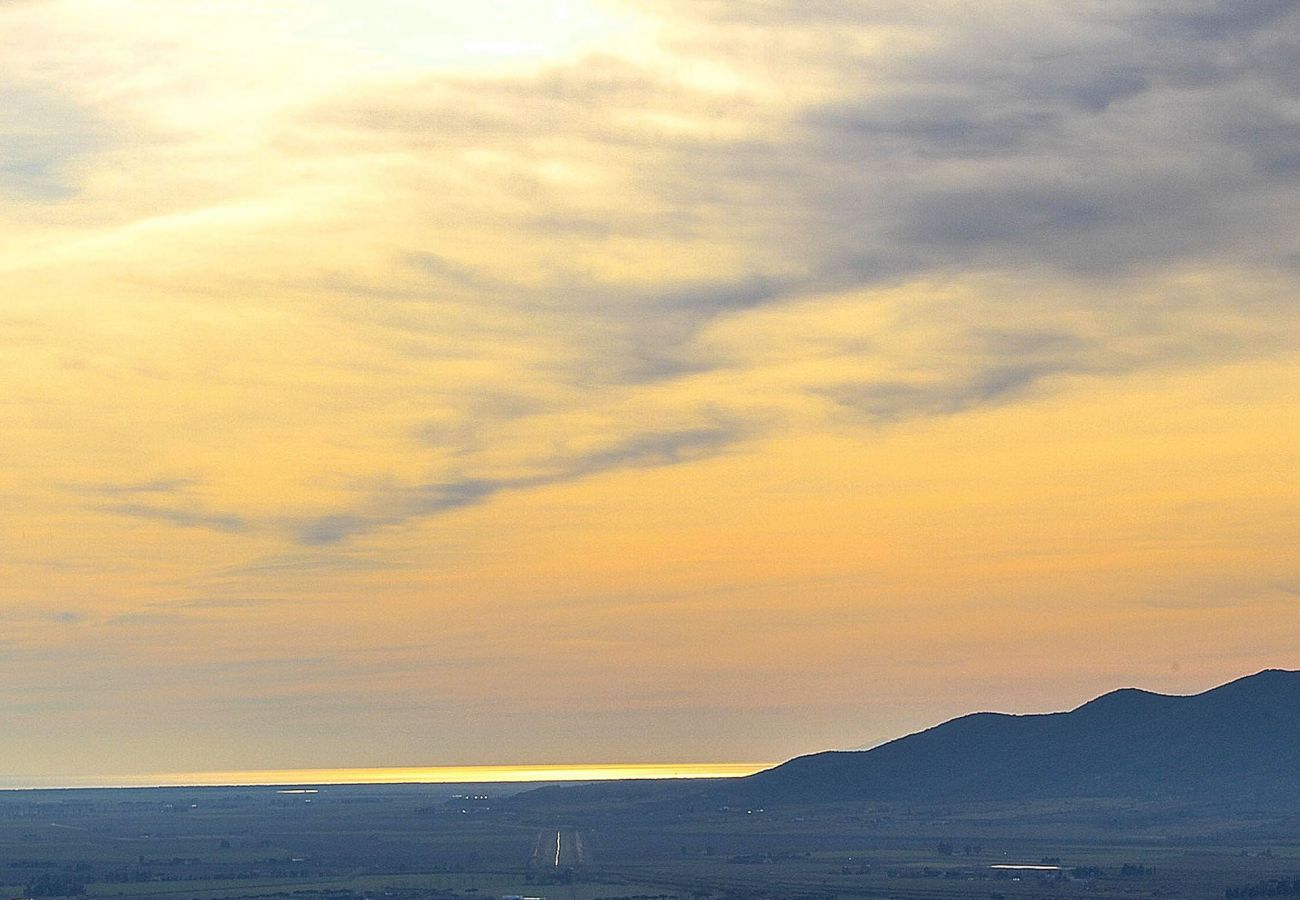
<box><xmin>533</xmin><ymin>828</ymin><xmax>585</xmax><ymax>868</ymax></box>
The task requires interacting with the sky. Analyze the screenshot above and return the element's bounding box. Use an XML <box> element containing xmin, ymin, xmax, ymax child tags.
<box><xmin>1</xmin><ymin>0</ymin><xmax>1298</xmax><ymax>783</ymax></box>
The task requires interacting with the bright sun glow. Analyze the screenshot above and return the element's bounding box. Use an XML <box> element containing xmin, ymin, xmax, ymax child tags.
<box><xmin>3</xmin><ymin>764</ymin><xmax>774</xmax><ymax>790</ymax></box>
<box><xmin>294</xmin><ymin>0</ymin><xmax>649</xmax><ymax>73</ymax></box>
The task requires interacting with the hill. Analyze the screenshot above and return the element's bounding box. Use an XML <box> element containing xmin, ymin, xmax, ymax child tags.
<box><xmin>734</xmin><ymin>669</ymin><xmax>1300</xmax><ymax>804</ymax></box>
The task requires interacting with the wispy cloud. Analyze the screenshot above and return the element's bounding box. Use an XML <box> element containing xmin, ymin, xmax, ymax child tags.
<box><xmin>0</xmin><ymin>84</ymin><xmax>101</xmax><ymax>200</ymax></box>
<box><xmin>296</xmin><ymin>422</ymin><xmax>747</xmax><ymax>544</ymax></box>
<box><xmin>214</xmin><ymin>552</ymin><xmax>408</xmax><ymax>578</ymax></box>
<box><xmin>97</xmin><ymin>502</ymin><xmax>247</xmax><ymax>535</ymax></box>
<box><xmin>822</xmin><ymin>361</ymin><xmax>1081</xmax><ymax>424</ymax></box>
<box><xmin>72</xmin><ymin>478</ymin><xmax>249</xmax><ymax>536</ymax></box>
<box><xmin>148</xmin><ymin>596</ymin><xmax>285</xmax><ymax>610</ymax></box>
<box><xmin>298</xmin><ymin>0</ymin><xmax>1299</xmax><ymax>415</ymax></box>
<box><xmin>77</xmin><ymin>478</ymin><xmax>198</xmax><ymax>496</ymax></box>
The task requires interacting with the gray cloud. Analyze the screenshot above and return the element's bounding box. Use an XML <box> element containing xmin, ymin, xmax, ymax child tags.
<box><xmin>1146</xmin><ymin>0</ymin><xmax>1298</xmax><ymax>39</ymax></box>
<box><xmin>295</xmin><ymin>422</ymin><xmax>746</xmax><ymax>545</ymax></box>
<box><xmin>78</xmin><ymin>478</ymin><xmax>249</xmax><ymax>536</ymax></box>
<box><xmin>805</xmin><ymin>100</ymin><xmax>1060</xmax><ymax>159</ymax></box>
<box><xmin>150</xmin><ymin>596</ymin><xmax>284</xmax><ymax>610</ymax></box>
<box><xmin>78</xmin><ymin>477</ymin><xmax>197</xmax><ymax>496</ymax></box>
<box><xmin>572</xmin><ymin>275</ymin><xmax>795</xmax><ymax>383</ymax></box>
<box><xmin>106</xmin><ymin>610</ymin><xmax>191</xmax><ymax>627</ymax></box>
<box><xmin>281</xmin><ymin>0</ymin><xmax>1300</xmax><ymax>546</ymax></box>
<box><xmin>0</xmin><ymin>85</ymin><xmax>101</xmax><ymax>200</ymax></box>
<box><xmin>215</xmin><ymin>552</ymin><xmax>405</xmax><ymax>578</ymax></box>
<box><xmin>626</xmin><ymin>1</ymin><xmax>1298</xmax><ymax>287</ymax></box>
<box><xmin>801</xmin><ymin>18</ymin><xmax>1297</xmax><ymax>279</ymax></box>
<box><xmin>295</xmin><ymin>483</ymin><xmax>497</xmax><ymax>546</ymax></box>
<box><xmin>98</xmin><ymin>502</ymin><xmax>247</xmax><ymax>534</ymax></box>
<box><xmin>336</xmin><ymin>1</ymin><xmax>1294</xmax><ymax>310</ymax></box>
<box><xmin>563</xmin><ymin>425</ymin><xmax>742</xmax><ymax>476</ymax></box>
<box><xmin>407</xmin><ymin>251</ymin><xmax>505</xmax><ymax>292</ymax></box>
<box><xmin>822</xmin><ymin>360</ymin><xmax>1082</xmax><ymax>423</ymax></box>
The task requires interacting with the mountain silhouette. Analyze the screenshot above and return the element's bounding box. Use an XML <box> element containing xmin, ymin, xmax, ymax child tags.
<box><xmin>736</xmin><ymin>669</ymin><xmax>1300</xmax><ymax>803</ymax></box>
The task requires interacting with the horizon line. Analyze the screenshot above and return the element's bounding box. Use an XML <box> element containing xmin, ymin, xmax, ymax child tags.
<box><xmin>0</xmin><ymin>762</ymin><xmax>776</xmax><ymax>792</ymax></box>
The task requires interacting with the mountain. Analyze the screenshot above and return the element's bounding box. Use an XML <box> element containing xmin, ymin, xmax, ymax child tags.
<box><xmin>735</xmin><ymin>669</ymin><xmax>1300</xmax><ymax>804</ymax></box>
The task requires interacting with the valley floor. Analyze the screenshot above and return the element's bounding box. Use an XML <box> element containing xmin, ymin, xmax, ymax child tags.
<box><xmin>3</xmin><ymin>785</ymin><xmax>1299</xmax><ymax>900</ymax></box>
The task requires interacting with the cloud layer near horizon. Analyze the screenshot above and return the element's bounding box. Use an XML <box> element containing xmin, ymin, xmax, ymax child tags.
<box><xmin>1</xmin><ymin>0</ymin><xmax>1297</xmax><ymax>776</ymax></box>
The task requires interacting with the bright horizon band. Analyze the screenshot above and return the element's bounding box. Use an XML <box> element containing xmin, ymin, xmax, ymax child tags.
<box><xmin>0</xmin><ymin>763</ymin><xmax>775</xmax><ymax>791</ymax></box>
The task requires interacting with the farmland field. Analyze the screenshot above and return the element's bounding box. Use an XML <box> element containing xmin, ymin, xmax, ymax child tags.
<box><xmin>4</xmin><ymin>784</ymin><xmax>1300</xmax><ymax>900</ymax></box>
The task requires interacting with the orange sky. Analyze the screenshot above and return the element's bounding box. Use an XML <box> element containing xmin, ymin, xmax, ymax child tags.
<box><xmin>1</xmin><ymin>0</ymin><xmax>1297</xmax><ymax>782</ymax></box>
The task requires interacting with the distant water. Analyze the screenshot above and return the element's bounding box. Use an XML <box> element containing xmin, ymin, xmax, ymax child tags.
<box><xmin>0</xmin><ymin>762</ymin><xmax>770</xmax><ymax>790</ymax></box>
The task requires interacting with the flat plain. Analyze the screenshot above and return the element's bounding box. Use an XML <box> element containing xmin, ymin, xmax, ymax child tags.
<box><xmin>3</xmin><ymin>783</ymin><xmax>1300</xmax><ymax>900</ymax></box>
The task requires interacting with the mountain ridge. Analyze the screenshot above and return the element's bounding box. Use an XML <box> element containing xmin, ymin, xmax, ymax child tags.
<box><xmin>735</xmin><ymin>668</ymin><xmax>1300</xmax><ymax>804</ymax></box>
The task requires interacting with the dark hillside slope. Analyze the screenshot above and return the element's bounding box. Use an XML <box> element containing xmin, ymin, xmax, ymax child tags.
<box><xmin>737</xmin><ymin>669</ymin><xmax>1300</xmax><ymax>803</ymax></box>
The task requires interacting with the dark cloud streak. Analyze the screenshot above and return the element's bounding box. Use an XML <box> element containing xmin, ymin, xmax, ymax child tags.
<box><xmin>98</xmin><ymin>503</ymin><xmax>247</xmax><ymax>535</ymax></box>
<box><xmin>295</xmin><ymin>423</ymin><xmax>746</xmax><ymax>545</ymax></box>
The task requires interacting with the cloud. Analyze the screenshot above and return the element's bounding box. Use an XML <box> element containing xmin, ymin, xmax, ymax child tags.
<box><xmin>631</xmin><ymin>1</ymin><xmax>1299</xmax><ymax>284</ymax></box>
<box><xmin>1146</xmin><ymin>0</ymin><xmax>1298</xmax><ymax>39</ymax></box>
<box><xmin>564</xmin><ymin>424</ymin><xmax>743</xmax><ymax>475</ymax></box>
<box><xmin>312</xmin><ymin>0</ymin><xmax>1297</xmax><ymax>364</ymax></box>
<box><xmin>256</xmin><ymin>3</ymin><xmax>1300</xmax><ymax>561</ymax></box>
<box><xmin>150</xmin><ymin>596</ymin><xmax>284</xmax><ymax>610</ymax></box>
<box><xmin>216</xmin><ymin>552</ymin><xmax>406</xmax><ymax>578</ymax></box>
<box><xmin>806</xmin><ymin>319</ymin><xmax>1102</xmax><ymax>424</ymax></box>
<box><xmin>407</xmin><ymin>252</ymin><xmax>505</xmax><ymax>291</ymax></box>
<box><xmin>806</xmin><ymin>99</ymin><xmax>1061</xmax><ymax>158</ymax></box>
<box><xmin>97</xmin><ymin>502</ymin><xmax>247</xmax><ymax>535</ymax></box>
<box><xmin>295</xmin><ymin>422</ymin><xmax>747</xmax><ymax>544</ymax></box>
<box><xmin>0</xmin><ymin>85</ymin><xmax>100</xmax><ymax>200</ymax></box>
<box><xmin>11</xmin><ymin>0</ymin><xmax>1299</xmax><ymax>565</ymax></box>
<box><xmin>106</xmin><ymin>610</ymin><xmax>192</xmax><ymax>627</ymax></box>
<box><xmin>800</xmin><ymin>20</ymin><xmax>1296</xmax><ymax>279</ymax></box>
<box><xmin>822</xmin><ymin>360</ymin><xmax>1082</xmax><ymax>423</ymax></box>
<box><xmin>76</xmin><ymin>479</ymin><xmax>248</xmax><ymax>536</ymax></box>
<box><xmin>563</xmin><ymin>275</ymin><xmax>795</xmax><ymax>384</ymax></box>
<box><xmin>78</xmin><ymin>478</ymin><xmax>198</xmax><ymax>495</ymax></box>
